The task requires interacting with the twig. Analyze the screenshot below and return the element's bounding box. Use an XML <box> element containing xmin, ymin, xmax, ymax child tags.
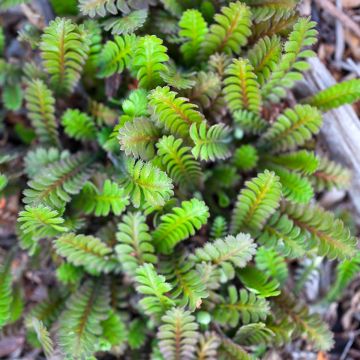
<box><xmin>315</xmin><ymin>0</ymin><xmax>360</xmax><ymax>38</ymax></box>
<box><xmin>340</xmin><ymin>333</ymin><xmax>354</xmax><ymax>360</ymax></box>
<box><xmin>335</xmin><ymin>0</ymin><xmax>345</xmax><ymax>62</ymax></box>
<box><xmin>20</xmin><ymin>3</ymin><xmax>45</xmax><ymax>29</ymax></box>
<box><xmin>35</xmin><ymin>0</ymin><xmax>55</xmax><ymax>24</ymax></box>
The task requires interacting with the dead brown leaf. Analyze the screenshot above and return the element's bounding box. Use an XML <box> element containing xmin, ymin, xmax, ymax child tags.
<box><xmin>317</xmin><ymin>352</ymin><xmax>329</xmax><ymax>360</ymax></box>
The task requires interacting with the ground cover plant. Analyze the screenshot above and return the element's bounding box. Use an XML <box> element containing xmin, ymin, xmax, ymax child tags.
<box><xmin>1</xmin><ymin>0</ymin><xmax>360</xmax><ymax>359</ymax></box>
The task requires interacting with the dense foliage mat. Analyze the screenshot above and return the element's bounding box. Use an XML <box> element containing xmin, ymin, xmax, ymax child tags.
<box><xmin>1</xmin><ymin>0</ymin><xmax>360</xmax><ymax>359</ymax></box>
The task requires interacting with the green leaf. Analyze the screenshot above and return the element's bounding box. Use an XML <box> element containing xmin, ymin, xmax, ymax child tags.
<box><xmin>135</xmin><ymin>263</ymin><xmax>175</xmax><ymax>316</ymax></box>
<box><xmin>54</xmin><ymin>233</ymin><xmax>118</xmax><ymax>274</ymax></box>
<box><xmin>224</xmin><ymin>58</ymin><xmax>262</xmax><ymax>115</ymax></box>
<box><xmin>0</xmin><ymin>256</ymin><xmax>13</xmax><ymax>329</ymax></box>
<box><xmin>58</xmin><ymin>281</ymin><xmax>110</xmax><ymax>358</ymax></box>
<box><xmin>98</xmin><ymin>34</ymin><xmax>137</xmax><ymax>78</ymax></box>
<box><xmin>200</xmin><ymin>1</ymin><xmax>251</xmax><ymax>59</ymax></box>
<box><xmin>259</xmin><ymin>105</ymin><xmax>322</xmax><ymax>152</ymax></box>
<box><xmin>190</xmin><ymin>121</ymin><xmax>231</xmax><ymax>161</ymax></box>
<box><xmin>119</xmin><ymin>117</ymin><xmax>160</xmax><ymax>160</ymax></box>
<box><xmin>23</xmin><ymin>152</ymin><xmax>95</xmax><ymax>209</ymax></box>
<box><xmin>153</xmin><ymin>198</ymin><xmax>209</xmax><ymax>254</ymax></box>
<box><xmin>283</xmin><ymin>202</ymin><xmax>358</xmax><ymax>260</ymax></box>
<box><xmin>158</xmin><ymin>308</ymin><xmax>199</xmax><ymax>359</ymax></box>
<box><xmin>120</xmin><ymin>158</ymin><xmax>174</xmax><ymax>208</ymax></box>
<box><xmin>2</xmin><ymin>84</ymin><xmax>22</xmax><ymax>111</ymax></box>
<box><xmin>230</xmin><ymin>170</ymin><xmax>282</xmax><ymax>234</ymax></box>
<box><xmin>305</xmin><ymin>79</ymin><xmax>360</xmax><ymax>111</ymax></box>
<box><xmin>61</xmin><ymin>109</ymin><xmax>97</xmax><ymax>141</ymax></box>
<box><xmin>103</xmin><ymin>9</ymin><xmax>148</xmax><ymax>35</ymax></box>
<box><xmin>179</xmin><ymin>9</ymin><xmax>208</xmax><ymax>63</ymax></box>
<box><xmin>161</xmin><ymin>254</ymin><xmax>208</xmax><ymax>310</ymax></box>
<box><xmin>237</xmin><ymin>266</ymin><xmax>281</xmax><ymax>298</ymax></box>
<box><xmin>149</xmin><ymin>86</ymin><xmax>204</xmax><ymax>138</ymax></box>
<box><xmin>115</xmin><ymin>212</ymin><xmax>157</xmax><ymax>277</ymax></box>
<box><xmin>132</xmin><ymin>35</ymin><xmax>169</xmax><ymax>89</ymax></box>
<box><xmin>214</xmin><ymin>286</ymin><xmax>270</xmax><ymax>327</ymax></box>
<box><xmin>40</xmin><ymin>18</ymin><xmax>89</xmax><ymax>94</ymax></box>
<box><xmin>156</xmin><ymin>135</ymin><xmax>202</xmax><ymax>190</ymax></box>
<box><xmin>18</xmin><ymin>204</ymin><xmax>68</xmax><ymax>240</ymax></box>
<box><xmin>191</xmin><ymin>234</ymin><xmax>257</xmax><ymax>281</ymax></box>
<box><xmin>25</xmin><ymin>79</ymin><xmax>60</xmax><ymax>147</ymax></box>
<box><xmin>80</xmin><ymin>180</ymin><xmax>130</xmax><ymax>216</ymax></box>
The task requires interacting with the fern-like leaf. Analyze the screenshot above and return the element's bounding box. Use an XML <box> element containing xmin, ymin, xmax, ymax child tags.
<box><xmin>156</xmin><ymin>135</ymin><xmax>202</xmax><ymax>190</ymax></box>
<box><xmin>18</xmin><ymin>204</ymin><xmax>68</xmax><ymax>240</ymax></box>
<box><xmin>161</xmin><ymin>255</ymin><xmax>208</xmax><ymax>310</ymax></box>
<box><xmin>25</xmin><ymin>79</ymin><xmax>59</xmax><ymax>146</ymax></box>
<box><xmin>100</xmin><ymin>310</ymin><xmax>128</xmax><ymax>347</ymax></box>
<box><xmin>0</xmin><ymin>256</ymin><xmax>13</xmax><ymax>329</ymax></box>
<box><xmin>271</xmin><ymin>166</ymin><xmax>314</xmax><ymax>204</ymax></box>
<box><xmin>120</xmin><ymin>158</ymin><xmax>173</xmax><ymax>208</ymax></box>
<box><xmin>132</xmin><ymin>35</ymin><xmax>169</xmax><ymax>89</ymax></box>
<box><xmin>196</xmin><ymin>332</ymin><xmax>220</xmax><ymax>360</ymax></box>
<box><xmin>257</xmin><ymin>212</ymin><xmax>308</xmax><ymax>258</ymax></box>
<box><xmin>89</xmin><ymin>100</ymin><xmax>118</xmax><ymax>126</ymax></box>
<box><xmin>158</xmin><ymin>308</ymin><xmax>199</xmax><ymax>360</ymax></box>
<box><xmin>255</xmin><ymin>247</ymin><xmax>288</xmax><ymax>285</ymax></box>
<box><xmin>224</xmin><ymin>58</ymin><xmax>262</xmax><ymax>115</ymax></box>
<box><xmin>191</xmin><ymin>234</ymin><xmax>257</xmax><ymax>281</ymax></box>
<box><xmin>186</xmin><ymin>71</ymin><xmax>222</xmax><ymax>111</ymax></box>
<box><xmin>326</xmin><ymin>254</ymin><xmax>360</xmax><ymax>303</ymax></box>
<box><xmin>79</xmin><ymin>0</ymin><xmax>136</xmax><ymax>17</ymax></box>
<box><xmin>58</xmin><ymin>280</ymin><xmax>110</xmax><ymax>358</ymax></box>
<box><xmin>119</xmin><ymin>117</ymin><xmax>160</xmax><ymax>160</ymax></box>
<box><xmin>247</xmin><ymin>35</ymin><xmax>282</xmax><ymax>85</ymax></box>
<box><xmin>149</xmin><ymin>86</ymin><xmax>204</xmax><ymax>138</ymax></box>
<box><xmin>190</xmin><ymin>122</ymin><xmax>231</xmax><ymax>161</ymax></box>
<box><xmin>219</xmin><ymin>338</ymin><xmax>253</xmax><ymax>360</ymax></box>
<box><xmin>61</xmin><ymin>109</ymin><xmax>97</xmax><ymax>141</ymax></box>
<box><xmin>243</xmin><ymin>0</ymin><xmax>299</xmax><ymax>23</ymax></box>
<box><xmin>23</xmin><ymin>152</ymin><xmax>95</xmax><ymax>209</ymax></box>
<box><xmin>210</xmin><ymin>216</ymin><xmax>228</xmax><ymax>240</ymax></box>
<box><xmin>179</xmin><ymin>9</ymin><xmax>208</xmax><ymax>63</ymax></box>
<box><xmin>233</xmin><ymin>145</ymin><xmax>258</xmax><ymax>172</ymax></box>
<box><xmin>230</xmin><ymin>170</ymin><xmax>282</xmax><ymax>234</ymax></box>
<box><xmin>98</xmin><ymin>34</ymin><xmax>137</xmax><ymax>77</ymax></box>
<box><xmin>115</xmin><ymin>212</ymin><xmax>157</xmax><ymax>277</ymax></box>
<box><xmin>24</xmin><ymin>147</ymin><xmax>70</xmax><ymax>179</ymax></box>
<box><xmin>259</xmin><ymin>105</ymin><xmax>322</xmax><ymax>152</ymax></box>
<box><xmin>263</xmin><ymin>150</ymin><xmax>319</xmax><ymax>175</ymax></box>
<box><xmin>27</xmin><ymin>318</ymin><xmax>54</xmax><ymax>359</ymax></box>
<box><xmin>80</xmin><ymin>180</ymin><xmax>129</xmax><ymax>216</ymax></box>
<box><xmin>40</xmin><ymin>18</ymin><xmax>89</xmax><ymax>94</ymax></box>
<box><xmin>233</xmin><ymin>110</ymin><xmax>268</xmax><ymax>135</ymax></box>
<box><xmin>214</xmin><ymin>286</ymin><xmax>270</xmax><ymax>327</ymax></box>
<box><xmin>261</xmin><ymin>17</ymin><xmax>317</xmax><ymax>102</ymax></box>
<box><xmin>283</xmin><ymin>202</ymin><xmax>358</xmax><ymax>259</ymax></box>
<box><xmin>103</xmin><ymin>9</ymin><xmax>148</xmax><ymax>35</ymax></box>
<box><xmin>54</xmin><ymin>233</ymin><xmax>118</xmax><ymax>274</ymax></box>
<box><xmin>200</xmin><ymin>1</ymin><xmax>251</xmax><ymax>59</ymax></box>
<box><xmin>311</xmin><ymin>156</ymin><xmax>351</xmax><ymax>192</ymax></box>
<box><xmin>305</xmin><ymin>79</ymin><xmax>360</xmax><ymax>111</ymax></box>
<box><xmin>153</xmin><ymin>198</ymin><xmax>209</xmax><ymax>254</ymax></box>
<box><xmin>274</xmin><ymin>291</ymin><xmax>334</xmax><ymax>351</ymax></box>
<box><xmin>237</xmin><ymin>266</ymin><xmax>281</xmax><ymax>298</ymax></box>
<box><xmin>135</xmin><ymin>263</ymin><xmax>175</xmax><ymax>316</ymax></box>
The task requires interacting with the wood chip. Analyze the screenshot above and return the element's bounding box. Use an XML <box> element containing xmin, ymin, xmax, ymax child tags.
<box><xmin>342</xmin><ymin>0</ymin><xmax>360</xmax><ymax>8</ymax></box>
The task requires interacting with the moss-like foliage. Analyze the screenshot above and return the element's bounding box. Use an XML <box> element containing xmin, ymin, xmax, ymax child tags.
<box><xmin>1</xmin><ymin>1</ymin><xmax>359</xmax><ymax>359</ymax></box>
